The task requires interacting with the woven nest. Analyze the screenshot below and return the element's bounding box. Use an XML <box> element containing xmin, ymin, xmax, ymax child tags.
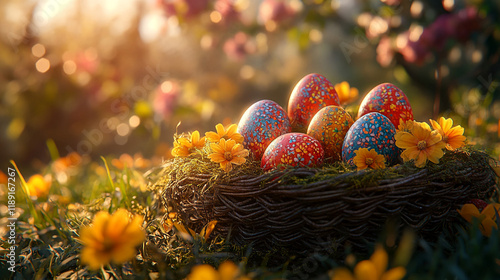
<box><xmin>152</xmin><ymin>149</ymin><xmax>498</xmax><ymax>254</ymax></box>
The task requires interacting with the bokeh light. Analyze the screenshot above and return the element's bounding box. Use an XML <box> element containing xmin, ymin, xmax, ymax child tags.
<box><xmin>32</xmin><ymin>43</ymin><xmax>46</xmax><ymax>57</ymax></box>
<box><xmin>35</xmin><ymin>58</ymin><xmax>50</xmax><ymax>73</ymax></box>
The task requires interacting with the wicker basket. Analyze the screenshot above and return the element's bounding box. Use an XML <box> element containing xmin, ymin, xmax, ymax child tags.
<box><xmin>154</xmin><ymin>150</ymin><xmax>498</xmax><ymax>254</ymax></box>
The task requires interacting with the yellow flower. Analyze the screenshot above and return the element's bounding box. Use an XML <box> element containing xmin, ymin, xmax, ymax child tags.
<box><xmin>330</xmin><ymin>245</ymin><xmax>406</xmax><ymax>280</ymax></box>
<box><xmin>208</xmin><ymin>138</ymin><xmax>249</xmax><ymax>172</ymax></box>
<box><xmin>429</xmin><ymin>117</ymin><xmax>466</xmax><ymax>151</ymax></box>
<box><xmin>395</xmin><ymin>121</ymin><xmax>446</xmax><ymax>168</ymax></box>
<box><xmin>52</xmin><ymin>152</ymin><xmax>82</xmax><ymax>173</ymax></box>
<box><xmin>205</xmin><ymin>123</ymin><xmax>244</xmax><ymax>144</ymax></box>
<box><xmin>187</xmin><ymin>264</ymin><xmax>219</xmax><ymax>280</ymax></box>
<box><xmin>457</xmin><ymin>203</ymin><xmax>500</xmax><ymax>237</ymax></box>
<box><xmin>79</xmin><ymin>209</ymin><xmax>145</xmax><ymax>270</ymax></box>
<box><xmin>164</xmin><ymin>219</ymin><xmax>218</xmax><ymax>241</ymax></box>
<box><xmin>353</xmin><ymin>148</ymin><xmax>386</xmax><ymax>170</ymax></box>
<box><xmin>186</xmin><ymin>261</ymin><xmax>250</xmax><ymax>280</ymax></box>
<box><xmin>26</xmin><ymin>174</ymin><xmax>51</xmax><ymax>198</ymax></box>
<box><xmin>396</xmin><ymin>119</ymin><xmax>415</xmax><ymax>133</ymax></box>
<box><xmin>111</xmin><ymin>153</ymin><xmax>151</xmax><ymax>170</ymax></box>
<box><xmin>335</xmin><ymin>81</ymin><xmax>359</xmax><ymax>105</ymax></box>
<box><xmin>171</xmin><ymin>131</ymin><xmax>206</xmax><ymax>157</ymax></box>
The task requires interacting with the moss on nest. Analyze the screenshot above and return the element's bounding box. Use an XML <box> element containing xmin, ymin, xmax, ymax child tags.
<box><xmin>152</xmin><ymin>145</ymin><xmax>498</xmax><ymax>196</ymax></box>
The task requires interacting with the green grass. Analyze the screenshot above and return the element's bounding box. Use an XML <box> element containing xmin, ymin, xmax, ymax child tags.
<box><xmin>1</xmin><ymin>148</ymin><xmax>499</xmax><ymax>280</ymax></box>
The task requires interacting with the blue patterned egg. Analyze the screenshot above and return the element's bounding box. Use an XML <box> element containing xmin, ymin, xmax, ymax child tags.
<box><xmin>237</xmin><ymin>100</ymin><xmax>291</xmax><ymax>160</ymax></box>
<box><xmin>342</xmin><ymin>112</ymin><xmax>398</xmax><ymax>165</ymax></box>
<box><xmin>261</xmin><ymin>133</ymin><xmax>324</xmax><ymax>171</ymax></box>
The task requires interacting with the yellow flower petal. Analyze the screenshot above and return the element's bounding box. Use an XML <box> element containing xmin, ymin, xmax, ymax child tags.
<box><xmin>354</xmin><ymin>260</ymin><xmax>378</xmax><ymax>280</ymax></box>
<box><xmin>411</xmin><ymin>122</ymin><xmax>432</xmax><ymax>140</ymax></box>
<box><xmin>209</xmin><ymin>137</ymin><xmax>248</xmax><ymax>172</ymax></box>
<box><xmin>191</xmin><ymin>130</ymin><xmax>200</xmax><ymax>143</ymax></box>
<box><xmin>215</xmin><ymin>123</ymin><xmax>225</xmax><ymax>136</ymax></box>
<box><xmin>26</xmin><ymin>174</ymin><xmax>51</xmax><ymax>197</ymax></box>
<box><xmin>230</xmin><ymin>157</ymin><xmax>246</xmax><ymax>165</ymax></box>
<box><xmin>226</xmin><ymin>124</ymin><xmax>238</xmax><ymax>136</ymax></box>
<box><xmin>220</xmin><ymin>161</ymin><xmax>232</xmax><ymax>172</ymax></box>
<box><xmin>439</xmin><ymin>117</ymin><xmax>453</xmax><ymax>132</ymax></box>
<box><xmin>205</xmin><ymin>131</ymin><xmax>220</xmax><ymax>141</ymax></box>
<box><xmin>481</xmin><ymin>203</ymin><xmax>500</xmax><ymax>219</ymax></box>
<box><xmin>458</xmin><ymin>204</ymin><xmax>481</xmax><ymax>223</ymax></box>
<box><xmin>80</xmin><ymin>247</ymin><xmax>111</xmax><ymax>270</ymax></box>
<box><xmin>331</xmin><ymin>267</ymin><xmax>356</xmax><ymax>280</ymax></box>
<box><xmin>395</xmin><ymin>132</ymin><xmax>418</xmax><ymax>149</ymax></box>
<box><xmin>425</xmin><ymin>146</ymin><xmax>445</xmax><ymax>164</ymax></box>
<box><xmin>381</xmin><ymin>267</ymin><xmax>407</xmax><ymax>280</ymax></box>
<box><xmin>370</xmin><ymin>246</ymin><xmax>388</xmax><ymax>278</ymax></box>
<box><xmin>88</xmin><ymin>211</ymin><xmax>111</xmax><ymax>242</ymax></box>
<box><xmin>123</xmin><ymin>215</ymin><xmax>146</xmax><ymax>245</ymax></box>
<box><xmin>106</xmin><ymin>209</ymin><xmax>130</xmax><ymax>240</ymax></box>
<box><xmin>111</xmin><ymin>245</ymin><xmax>137</xmax><ymax>264</ymax></box>
<box><xmin>79</xmin><ymin>209</ymin><xmax>145</xmax><ymax>270</ymax></box>
<box><xmin>335</xmin><ymin>81</ymin><xmax>359</xmax><ymax>104</ymax></box>
<box><xmin>208</xmin><ymin>153</ymin><xmax>226</xmax><ymax>163</ymax></box>
<box><xmin>219</xmin><ymin>260</ymin><xmax>239</xmax><ymax>280</ymax></box>
<box><xmin>225</xmin><ymin>139</ymin><xmax>236</xmax><ymax>151</ymax></box>
<box><xmin>187</xmin><ymin>264</ymin><xmax>219</xmax><ymax>280</ymax></box>
<box><xmin>480</xmin><ymin>218</ymin><xmax>498</xmax><ymax>237</ymax></box>
<box><xmin>430</xmin><ymin>117</ymin><xmax>466</xmax><ymax>150</ymax></box>
<box><xmin>396</xmin><ymin>121</ymin><xmax>445</xmax><ymax>168</ymax></box>
<box><xmin>353</xmin><ymin>148</ymin><xmax>386</xmax><ymax>170</ymax></box>
<box><xmin>200</xmin><ymin>220</ymin><xmax>218</xmax><ymax>240</ymax></box>
<box><xmin>414</xmin><ymin>151</ymin><xmax>428</xmax><ymax>168</ymax></box>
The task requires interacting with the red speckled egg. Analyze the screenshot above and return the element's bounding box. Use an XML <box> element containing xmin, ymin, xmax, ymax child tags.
<box><xmin>261</xmin><ymin>133</ymin><xmax>324</xmax><ymax>171</ymax></box>
<box><xmin>357</xmin><ymin>83</ymin><xmax>413</xmax><ymax>128</ymax></box>
<box><xmin>237</xmin><ymin>100</ymin><xmax>291</xmax><ymax>160</ymax></box>
<box><xmin>287</xmin><ymin>73</ymin><xmax>340</xmax><ymax>132</ymax></box>
<box><xmin>307</xmin><ymin>106</ymin><xmax>354</xmax><ymax>162</ymax></box>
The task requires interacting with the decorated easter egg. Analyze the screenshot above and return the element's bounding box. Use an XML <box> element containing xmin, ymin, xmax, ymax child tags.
<box><xmin>307</xmin><ymin>106</ymin><xmax>354</xmax><ymax>162</ymax></box>
<box><xmin>237</xmin><ymin>100</ymin><xmax>291</xmax><ymax>160</ymax></box>
<box><xmin>357</xmin><ymin>83</ymin><xmax>413</xmax><ymax>128</ymax></box>
<box><xmin>342</xmin><ymin>112</ymin><xmax>398</xmax><ymax>165</ymax></box>
<box><xmin>287</xmin><ymin>73</ymin><xmax>340</xmax><ymax>132</ymax></box>
<box><xmin>262</xmin><ymin>133</ymin><xmax>324</xmax><ymax>171</ymax></box>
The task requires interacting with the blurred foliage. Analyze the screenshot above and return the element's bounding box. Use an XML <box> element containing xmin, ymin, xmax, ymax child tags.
<box><xmin>0</xmin><ymin>0</ymin><xmax>499</xmax><ymax>167</ymax></box>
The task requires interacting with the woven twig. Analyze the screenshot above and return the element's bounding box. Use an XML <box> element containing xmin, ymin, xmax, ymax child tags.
<box><xmin>156</xmin><ymin>150</ymin><xmax>498</xmax><ymax>253</ymax></box>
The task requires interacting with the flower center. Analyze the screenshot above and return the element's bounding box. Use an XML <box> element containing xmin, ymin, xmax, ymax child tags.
<box><xmin>224</xmin><ymin>151</ymin><xmax>233</xmax><ymax>161</ymax></box>
<box><xmin>443</xmin><ymin>135</ymin><xmax>448</xmax><ymax>142</ymax></box>
<box><xmin>417</xmin><ymin>140</ymin><xmax>427</xmax><ymax>150</ymax></box>
<box><xmin>365</xmin><ymin>158</ymin><xmax>374</xmax><ymax>166</ymax></box>
<box><xmin>102</xmin><ymin>238</ymin><xmax>114</xmax><ymax>253</ymax></box>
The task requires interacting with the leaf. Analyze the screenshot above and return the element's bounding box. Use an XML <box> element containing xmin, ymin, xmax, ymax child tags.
<box><xmin>200</xmin><ymin>220</ymin><xmax>218</xmax><ymax>240</ymax></box>
<box><xmin>171</xmin><ymin>221</ymin><xmax>196</xmax><ymax>241</ymax></box>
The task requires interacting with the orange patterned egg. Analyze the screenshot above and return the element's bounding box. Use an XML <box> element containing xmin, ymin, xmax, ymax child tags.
<box><xmin>357</xmin><ymin>83</ymin><xmax>413</xmax><ymax>128</ymax></box>
<box><xmin>307</xmin><ymin>106</ymin><xmax>354</xmax><ymax>162</ymax></box>
<box><xmin>287</xmin><ymin>73</ymin><xmax>340</xmax><ymax>132</ymax></box>
<box><xmin>261</xmin><ymin>133</ymin><xmax>324</xmax><ymax>171</ymax></box>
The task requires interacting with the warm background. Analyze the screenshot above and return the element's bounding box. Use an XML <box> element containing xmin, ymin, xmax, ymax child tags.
<box><xmin>1</xmin><ymin>0</ymin><xmax>499</xmax><ymax>169</ymax></box>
